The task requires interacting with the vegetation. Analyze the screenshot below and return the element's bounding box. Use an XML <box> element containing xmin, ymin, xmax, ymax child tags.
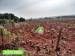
<box><xmin>2</xmin><ymin>49</ymin><xmax>25</xmax><ymax>56</ymax></box>
<box><xmin>0</xmin><ymin>13</ymin><xmax>25</xmax><ymax>24</ymax></box>
<box><xmin>0</xmin><ymin>13</ymin><xmax>75</xmax><ymax>56</ymax></box>
<box><xmin>34</xmin><ymin>26</ymin><xmax>44</xmax><ymax>34</ymax></box>
<box><xmin>0</xmin><ymin>28</ymin><xmax>11</xmax><ymax>37</ymax></box>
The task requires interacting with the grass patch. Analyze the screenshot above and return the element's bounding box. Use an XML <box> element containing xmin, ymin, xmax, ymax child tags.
<box><xmin>2</xmin><ymin>50</ymin><xmax>24</xmax><ymax>56</ymax></box>
<box><xmin>35</xmin><ymin>26</ymin><xmax>44</xmax><ymax>34</ymax></box>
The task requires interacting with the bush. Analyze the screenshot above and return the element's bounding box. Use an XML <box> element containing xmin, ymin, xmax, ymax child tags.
<box><xmin>34</xmin><ymin>26</ymin><xmax>44</xmax><ymax>34</ymax></box>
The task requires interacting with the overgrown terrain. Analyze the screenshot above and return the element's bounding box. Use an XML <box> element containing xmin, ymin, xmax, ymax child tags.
<box><xmin>0</xmin><ymin>17</ymin><xmax>75</xmax><ymax>56</ymax></box>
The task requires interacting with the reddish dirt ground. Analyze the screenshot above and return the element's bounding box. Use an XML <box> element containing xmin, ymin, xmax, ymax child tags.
<box><xmin>0</xmin><ymin>20</ymin><xmax>75</xmax><ymax>56</ymax></box>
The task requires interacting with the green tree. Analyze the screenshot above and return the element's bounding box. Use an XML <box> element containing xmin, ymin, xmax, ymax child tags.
<box><xmin>19</xmin><ymin>17</ymin><xmax>25</xmax><ymax>22</ymax></box>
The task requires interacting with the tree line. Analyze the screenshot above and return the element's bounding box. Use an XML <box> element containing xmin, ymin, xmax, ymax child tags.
<box><xmin>0</xmin><ymin>13</ymin><xmax>25</xmax><ymax>24</ymax></box>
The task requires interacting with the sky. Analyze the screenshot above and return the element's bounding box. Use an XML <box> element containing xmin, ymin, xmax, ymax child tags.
<box><xmin>0</xmin><ymin>0</ymin><xmax>75</xmax><ymax>19</ymax></box>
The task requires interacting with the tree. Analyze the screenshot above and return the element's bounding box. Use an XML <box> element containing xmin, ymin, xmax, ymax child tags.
<box><xmin>19</xmin><ymin>17</ymin><xmax>25</xmax><ymax>22</ymax></box>
<box><xmin>0</xmin><ymin>13</ymin><xmax>25</xmax><ymax>23</ymax></box>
